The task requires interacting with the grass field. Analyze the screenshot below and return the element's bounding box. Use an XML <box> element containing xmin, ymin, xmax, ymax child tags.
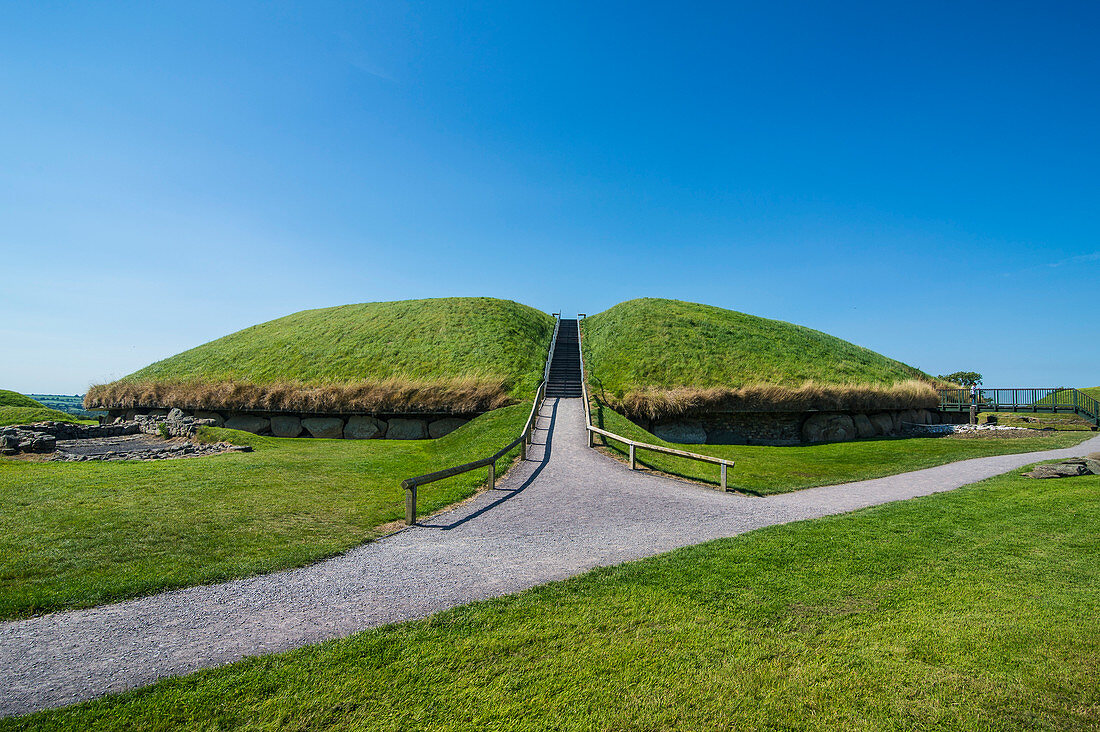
<box><xmin>0</xmin><ymin>390</ymin><xmax>83</xmax><ymax>427</ymax></box>
<box><xmin>591</xmin><ymin>401</ymin><xmax>1094</xmax><ymax>494</ymax></box>
<box><xmin>978</xmin><ymin>411</ymin><xmax>1096</xmax><ymax>431</ymax></box>
<box><xmin>0</xmin><ymin>404</ymin><xmax>530</xmax><ymax>619</ymax></box>
<box><xmin>90</xmin><ymin>298</ymin><xmax>554</xmax><ymax>407</ymax></box>
<box><xmin>581</xmin><ymin>298</ymin><xmax>929</xmax><ymax>400</ymax></box>
<box><xmin>11</xmin><ymin>467</ymin><xmax>1098</xmax><ymax>730</ymax></box>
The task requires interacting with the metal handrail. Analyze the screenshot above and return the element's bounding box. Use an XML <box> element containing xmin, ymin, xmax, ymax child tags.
<box><xmin>400</xmin><ymin>317</ymin><xmax>561</xmax><ymax>525</ymax></box>
<box><xmin>578</xmin><ymin>323</ymin><xmax>735</xmax><ymax>491</ymax></box>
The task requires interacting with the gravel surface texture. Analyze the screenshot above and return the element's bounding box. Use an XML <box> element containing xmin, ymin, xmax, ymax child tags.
<box><xmin>2</xmin><ymin>397</ymin><xmax>1097</xmax><ymax>718</ymax></box>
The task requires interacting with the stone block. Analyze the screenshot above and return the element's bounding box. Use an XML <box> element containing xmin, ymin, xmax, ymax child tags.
<box><xmin>302</xmin><ymin>417</ymin><xmax>345</xmax><ymax>439</ymax></box>
<box><xmin>386</xmin><ymin>418</ymin><xmax>428</xmax><ymax>440</ymax></box>
<box><xmin>853</xmin><ymin>414</ymin><xmax>876</xmax><ymax>438</ymax></box>
<box><xmin>428</xmin><ymin>418</ymin><xmax>467</xmax><ymax>439</ymax></box>
<box><xmin>270</xmin><ymin>415</ymin><xmax>303</xmax><ymax>438</ymax></box>
<box><xmin>343</xmin><ymin>415</ymin><xmax>387</xmax><ymax>439</ymax></box>
<box><xmin>224</xmin><ymin>415</ymin><xmax>271</xmax><ymax>434</ymax></box>
<box><xmin>194</xmin><ymin>411</ymin><xmax>225</xmax><ymax>427</ymax></box>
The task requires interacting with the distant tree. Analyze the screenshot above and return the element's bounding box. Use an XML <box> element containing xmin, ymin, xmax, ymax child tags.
<box><xmin>938</xmin><ymin>371</ymin><xmax>983</xmax><ymax>387</ymax></box>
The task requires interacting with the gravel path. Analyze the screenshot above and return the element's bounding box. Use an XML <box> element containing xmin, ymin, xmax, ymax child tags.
<box><xmin>3</xmin><ymin>398</ymin><xmax>1097</xmax><ymax>718</ymax></box>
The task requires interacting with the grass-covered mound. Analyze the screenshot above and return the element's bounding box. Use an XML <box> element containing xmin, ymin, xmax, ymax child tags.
<box><xmin>87</xmin><ymin>298</ymin><xmax>555</xmax><ymax>414</ymax></box>
<box><xmin>17</xmin><ymin>469</ymin><xmax>1100</xmax><ymax>729</ymax></box>
<box><xmin>582</xmin><ymin>298</ymin><xmax>936</xmax><ymax>417</ymax></box>
<box><xmin>0</xmin><ymin>390</ymin><xmax>81</xmax><ymax>427</ymax></box>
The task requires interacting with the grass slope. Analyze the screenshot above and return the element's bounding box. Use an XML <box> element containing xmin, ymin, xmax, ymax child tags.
<box><xmin>0</xmin><ymin>404</ymin><xmax>529</xmax><ymax>619</ymax></box>
<box><xmin>591</xmin><ymin>401</ymin><xmax>1093</xmax><ymax>494</ymax></box>
<box><xmin>582</xmin><ymin>298</ymin><xmax>928</xmax><ymax>399</ymax></box>
<box><xmin>14</xmin><ymin>469</ymin><xmax>1099</xmax><ymax>730</ymax></box>
<box><xmin>0</xmin><ymin>392</ymin><xmax>82</xmax><ymax>427</ymax></box>
<box><xmin>0</xmin><ymin>390</ymin><xmax>44</xmax><ymax>409</ymax></box>
<box><xmin>119</xmin><ymin>297</ymin><xmax>554</xmax><ymax>395</ymax></box>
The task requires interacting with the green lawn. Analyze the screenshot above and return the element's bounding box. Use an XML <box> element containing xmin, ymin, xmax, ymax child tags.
<box><xmin>0</xmin><ymin>390</ymin><xmax>45</xmax><ymax>409</ymax></box>
<box><xmin>978</xmin><ymin>411</ymin><xmax>1096</xmax><ymax>431</ymax></box>
<box><xmin>591</xmin><ymin>401</ymin><xmax>1095</xmax><ymax>494</ymax></box>
<box><xmin>581</xmin><ymin>298</ymin><xmax>927</xmax><ymax>399</ymax></box>
<box><xmin>11</xmin><ymin>468</ymin><xmax>1099</xmax><ymax>730</ymax></box>
<box><xmin>0</xmin><ymin>390</ymin><xmax>91</xmax><ymax>426</ymax></box>
<box><xmin>0</xmin><ymin>404</ymin><xmax>530</xmax><ymax>619</ymax></box>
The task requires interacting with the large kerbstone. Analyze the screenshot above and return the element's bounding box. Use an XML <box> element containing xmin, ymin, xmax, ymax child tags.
<box><xmin>652</xmin><ymin>422</ymin><xmax>707</xmax><ymax>444</ymax></box>
<box><xmin>870</xmin><ymin>413</ymin><xmax>895</xmax><ymax>435</ymax></box>
<box><xmin>302</xmin><ymin>418</ymin><xmax>345</xmax><ymax>439</ymax></box>
<box><xmin>345</xmin><ymin>416</ymin><xmax>387</xmax><ymax>439</ymax></box>
<box><xmin>387</xmin><ymin>418</ymin><xmax>428</xmax><ymax>440</ymax></box>
<box><xmin>224</xmin><ymin>415</ymin><xmax>270</xmax><ymax>434</ymax></box>
<box><xmin>194</xmin><ymin>411</ymin><xmax>225</xmax><ymax>427</ymax></box>
<box><xmin>706</xmin><ymin>428</ymin><xmax>747</xmax><ymax>445</ymax></box>
<box><xmin>428</xmin><ymin>418</ymin><xmax>467</xmax><ymax>439</ymax></box>
<box><xmin>853</xmin><ymin>414</ymin><xmax>876</xmax><ymax>438</ymax></box>
<box><xmin>271</xmin><ymin>416</ymin><xmax>303</xmax><ymax>438</ymax></box>
<box><xmin>801</xmin><ymin>413</ymin><xmax>857</xmax><ymax>443</ymax></box>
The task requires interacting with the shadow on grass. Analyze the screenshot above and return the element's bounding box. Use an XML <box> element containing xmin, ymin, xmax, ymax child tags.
<box><xmin>421</xmin><ymin>398</ymin><xmax>559</xmax><ymax>530</ymax></box>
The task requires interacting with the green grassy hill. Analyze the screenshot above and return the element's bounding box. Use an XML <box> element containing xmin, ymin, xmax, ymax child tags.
<box><xmin>0</xmin><ymin>390</ymin><xmax>45</xmax><ymax>409</ymax></box>
<box><xmin>87</xmin><ymin>298</ymin><xmax>555</xmax><ymax>412</ymax></box>
<box><xmin>581</xmin><ymin>299</ymin><xmax>934</xmax><ymax>416</ymax></box>
<box><xmin>0</xmin><ymin>390</ymin><xmax>82</xmax><ymax>427</ymax></box>
<box><xmin>582</xmin><ymin>299</ymin><xmax>927</xmax><ymax>396</ymax></box>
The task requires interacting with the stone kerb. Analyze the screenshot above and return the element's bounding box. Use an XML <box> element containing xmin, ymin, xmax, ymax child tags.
<box><xmin>105</xmin><ymin>408</ymin><xmax>473</xmax><ymax>440</ymax></box>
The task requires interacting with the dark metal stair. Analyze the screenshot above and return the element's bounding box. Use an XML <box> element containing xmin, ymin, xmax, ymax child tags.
<box><xmin>545</xmin><ymin>319</ymin><xmax>582</xmax><ymax>398</ymax></box>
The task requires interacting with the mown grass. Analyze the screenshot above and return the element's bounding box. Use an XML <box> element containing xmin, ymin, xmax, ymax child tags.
<box><xmin>591</xmin><ymin>401</ymin><xmax>1094</xmax><ymax>494</ymax></box>
<box><xmin>10</xmin><ymin>469</ymin><xmax>1099</xmax><ymax>730</ymax></box>
<box><xmin>0</xmin><ymin>407</ymin><xmax>82</xmax><ymax>427</ymax></box>
<box><xmin>979</xmin><ymin>411</ymin><xmax>1096</xmax><ymax>431</ymax></box>
<box><xmin>91</xmin><ymin>298</ymin><xmax>555</xmax><ymax>410</ymax></box>
<box><xmin>0</xmin><ymin>404</ymin><xmax>530</xmax><ymax>619</ymax></box>
<box><xmin>581</xmin><ymin>298</ymin><xmax>929</xmax><ymax>402</ymax></box>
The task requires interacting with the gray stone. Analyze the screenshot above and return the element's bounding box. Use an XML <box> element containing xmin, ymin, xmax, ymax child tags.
<box><xmin>428</xmin><ymin>418</ymin><xmax>467</xmax><ymax>439</ymax></box>
<box><xmin>301</xmin><ymin>417</ymin><xmax>345</xmax><ymax>439</ymax></box>
<box><xmin>853</xmin><ymin>414</ymin><xmax>876</xmax><ymax>439</ymax></box>
<box><xmin>270</xmin><ymin>416</ymin><xmax>303</xmax><ymax>438</ymax></box>
<box><xmin>801</xmin><ymin>413</ymin><xmax>856</xmax><ymax>443</ymax></box>
<box><xmin>386</xmin><ymin>418</ymin><xmax>428</xmax><ymax>440</ymax></box>
<box><xmin>870</xmin><ymin>413</ymin><xmax>895</xmax><ymax>436</ymax></box>
<box><xmin>167</xmin><ymin>408</ymin><xmax>187</xmax><ymax>422</ymax></box>
<box><xmin>194</xmin><ymin>411</ymin><xmax>225</xmax><ymax>428</ymax></box>
<box><xmin>652</xmin><ymin>421</ymin><xmax>707</xmax><ymax>444</ymax></box>
<box><xmin>1026</xmin><ymin>463</ymin><xmax>1089</xmax><ymax>479</ymax></box>
<box><xmin>223</xmin><ymin>415</ymin><xmax>270</xmax><ymax>435</ymax></box>
<box><xmin>345</xmin><ymin>416</ymin><xmax>387</xmax><ymax>439</ymax></box>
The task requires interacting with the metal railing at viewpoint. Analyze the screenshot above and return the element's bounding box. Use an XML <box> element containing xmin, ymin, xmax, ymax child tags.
<box><xmin>399</xmin><ymin>316</ymin><xmax>560</xmax><ymax>525</ymax></box>
<box><xmin>937</xmin><ymin>387</ymin><xmax>1100</xmax><ymax>426</ymax></box>
<box><xmin>577</xmin><ymin>318</ymin><xmax>736</xmax><ymax>491</ymax></box>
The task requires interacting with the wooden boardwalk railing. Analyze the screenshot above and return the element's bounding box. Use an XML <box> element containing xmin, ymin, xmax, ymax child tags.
<box><xmin>399</xmin><ymin>318</ymin><xmax>559</xmax><ymax>525</ymax></box>
<box><xmin>938</xmin><ymin>388</ymin><xmax>1100</xmax><ymax>427</ymax></box>
<box><xmin>578</xmin><ymin>321</ymin><xmax>735</xmax><ymax>491</ymax></box>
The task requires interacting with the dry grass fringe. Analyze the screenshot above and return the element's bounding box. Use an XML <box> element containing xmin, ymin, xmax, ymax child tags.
<box><xmin>606</xmin><ymin>379</ymin><xmax>940</xmax><ymax>420</ymax></box>
<box><xmin>85</xmin><ymin>377</ymin><xmax>514</xmax><ymax>414</ymax></box>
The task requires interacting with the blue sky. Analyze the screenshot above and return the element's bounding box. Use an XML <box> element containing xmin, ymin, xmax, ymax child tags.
<box><xmin>2</xmin><ymin>1</ymin><xmax>1097</xmax><ymax>393</ymax></box>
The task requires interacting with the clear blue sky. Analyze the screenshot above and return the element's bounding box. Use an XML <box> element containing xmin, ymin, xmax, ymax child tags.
<box><xmin>2</xmin><ymin>1</ymin><xmax>1097</xmax><ymax>394</ymax></box>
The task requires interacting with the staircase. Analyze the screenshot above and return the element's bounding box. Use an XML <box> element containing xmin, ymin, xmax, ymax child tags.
<box><xmin>545</xmin><ymin>319</ymin><xmax>582</xmax><ymax>398</ymax></box>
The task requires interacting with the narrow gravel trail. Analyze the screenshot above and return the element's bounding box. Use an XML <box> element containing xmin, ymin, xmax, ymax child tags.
<box><xmin>2</xmin><ymin>398</ymin><xmax>1097</xmax><ymax>718</ymax></box>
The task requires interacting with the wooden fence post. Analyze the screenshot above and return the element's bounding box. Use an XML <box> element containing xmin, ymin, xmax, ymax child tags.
<box><xmin>405</xmin><ymin>486</ymin><xmax>416</xmax><ymax>526</ymax></box>
<box><xmin>629</xmin><ymin>443</ymin><xmax>636</xmax><ymax>470</ymax></box>
<box><xmin>488</xmin><ymin>461</ymin><xmax>495</xmax><ymax>490</ymax></box>
<box><xmin>721</xmin><ymin>463</ymin><xmax>728</xmax><ymax>492</ymax></box>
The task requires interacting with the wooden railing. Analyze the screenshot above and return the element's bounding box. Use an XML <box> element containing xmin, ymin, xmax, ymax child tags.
<box><xmin>578</xmin><ymin>324</ymin><xmax>736</xmax><ymax>491</ymax></box>
<box><xmin>938</xmin><ymin>387</ymin><xmax>1100</xmax><ymax>427</ymax></box>
<box><xmin>400</xmin><ymin>318</ymin><xmax>560</xmax><ymax>525</ymax></box>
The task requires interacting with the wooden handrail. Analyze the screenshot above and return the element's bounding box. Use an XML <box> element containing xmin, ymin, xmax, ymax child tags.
<box><xmin>578</xmin><ymin>324</ymin><xmax>735</xmax><ymax>491</ymax></box>
<box><xmin>400</xmin><ymin>319</ymin><xmax>560</xmax><ymax>525</ymax></box>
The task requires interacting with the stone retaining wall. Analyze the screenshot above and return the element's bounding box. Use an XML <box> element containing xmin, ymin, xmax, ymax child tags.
<box><xmin>105</xmin><ymin>408</ymin><xmax>473</xmax><ymax>440</ymax></box>
<box><xmin>644</xmin><ymin>408</ymin><xmax>969</xmax><ymax>446</ymax></box>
